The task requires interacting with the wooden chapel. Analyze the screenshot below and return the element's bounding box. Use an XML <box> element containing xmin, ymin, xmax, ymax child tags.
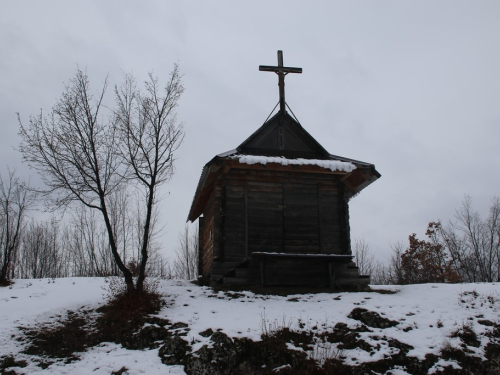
<box><xmin>188</xmin><ymin>51</ymin><xmax>380</xmax><ymax>290</ymax></box>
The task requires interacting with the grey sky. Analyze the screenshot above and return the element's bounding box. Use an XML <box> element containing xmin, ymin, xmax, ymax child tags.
<box><xmin>2</xmin><ymin>1</ymin><xmax>500</xmax><ymax>262</ymax></box>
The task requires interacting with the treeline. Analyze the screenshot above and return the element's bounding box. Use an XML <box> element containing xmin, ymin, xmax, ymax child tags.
<box><xmin>355</xmin><ymin>196</ymin><xmax>500</xmax><ymax>285</ymax></box>
<box><xmin>0</xmin><ymin>170</ymin><xmax>198</xmax><ymax>282</ymax></box>
<box><xmin>4</xmin><ymin>162</ymin><xmax>498</xmax><ymax>286</ymax></box>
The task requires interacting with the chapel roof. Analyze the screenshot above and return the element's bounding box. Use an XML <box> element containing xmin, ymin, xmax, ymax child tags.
<box><xmin>187</xmin><ymin>111</ymin><xmax>380</xmax><ymax>222</ymax></box>
<box><xmin>187</xmin><ymin>51</ymin><xmax>380</xmax><ymax>222</ymax></box>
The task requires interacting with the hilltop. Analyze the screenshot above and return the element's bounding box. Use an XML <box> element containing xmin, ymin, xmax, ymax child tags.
<box><xmin>1</xmin><ymin>278</ymin><xmax>500</xmax><ymax>374</ymax></box>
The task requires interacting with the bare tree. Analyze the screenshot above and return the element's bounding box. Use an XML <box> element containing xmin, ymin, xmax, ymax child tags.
<box><xmin>437</xmin><ymin>195</ymin><xmax>500</xmax><ymax>282</ymax></box>
<box><xmin>115</xmin><ymin>66</ymin><xmax>184</xmax><ymax>291</ymax></box>
<box><xmin>18</xmin><ymin>67</ymin><xmax>184</xmax><ymax>293</ymax></box>
<box><xmin>173</xmin><ymin>224</ymin><xmax>198</xmax><ymax>280</ymax></box>
<box><xmin>366</xmin><ymin>242</ymin><xmax>405</xmax><ymax>285</ymax></box>
<box><xmin>352</xmin><ymin>238</ymin><xmax>375</xmax><ymax>276</ymax></box>
<box><xmin>64</xmin><ymin>205</ymin><xmax>118</xmax><ymax>277</ymax></box>
<box><xmin>16</xmin><ymin>218</ymin><xmax>63</xmax><ymax>279</ymax></box>
<box><xmin>17</xmin><ymin>69</ymin><xmax>136</xmax><ymax>291</ymax></box>
<box><xmin>370</xmin><ymin>261</ymin><xmax>391</xmax><ymax>285</ymax></box>
<box><xmin>0</xmin><ymin>169</ymin><xmax>35</xmax><ymax>284</ymax></box>
<box><xmin>386</xmin><ymin>242</ymin><xmax>405</xmax><ymax>285</ymax></box>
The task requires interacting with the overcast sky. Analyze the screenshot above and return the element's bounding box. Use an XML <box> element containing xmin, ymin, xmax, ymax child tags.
<box><xmin>2</xmin><ymin>1</ymin><xmax>500</xmax><ymax>262</ymax></box>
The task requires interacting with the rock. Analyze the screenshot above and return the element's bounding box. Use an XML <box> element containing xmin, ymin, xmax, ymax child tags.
<box><xmin>348</xmin><ymin>308</ymin><xmax>398</xmax><ymax>329</ymax></box>
<box><xmin>478</xmin><ymin>319</ymin><xmax>494</xmax><ymax>326</ymax></box>
<box><xmin>387</xmin><ymin>338</ymin><xmax>414</xmax><ymax>355</ymax></box>
<box><xmin>1</xmin><ymin>355</ymin><xmax>28</xmax><ymax>374</ymax></box>
<box><xmin>125</xmin><ymin>325</ymin><xmax>170</xmax><ymax>350</ymax></box>
<box><xmin>185</xmin><ymin>332</ymin><xmax>242</xmax><ymax>375</ymax></box>
<box><xmin>159</xmin><ymin>336</ymin><xmax>190</xmax><ymax>366</ymax></box>
<box><xmin>199</xmin><ymin>328</ymin><xmax>213</xmax><ymax>338</ymax></box>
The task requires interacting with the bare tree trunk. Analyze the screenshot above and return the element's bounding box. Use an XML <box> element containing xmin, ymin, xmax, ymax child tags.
<box><xmin>18</xmin><ymin>67</ymin><xmax>184</xmax><ymax>293</ymax></box>
<box><xmin>115</xmin><ymin>66</ymin><xmax>184</xmax><ymax>292</ymax></box>
<box><xmin>18</xmin><ymin>69</ymin><xmax>136</xmax><ymax>292</ymax></box>
<box><xmin>0</xmin><ymin>170</ymin><xmax>34</xmax><ymax>284</ymax></box>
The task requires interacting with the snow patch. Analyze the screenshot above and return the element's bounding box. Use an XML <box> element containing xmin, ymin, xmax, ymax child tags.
<box><xmin>234</xmin><ymin>155</ymin><xmax>356</xmax><ymax>172</ymax></box>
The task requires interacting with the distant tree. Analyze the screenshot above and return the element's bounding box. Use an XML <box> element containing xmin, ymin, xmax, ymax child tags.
<box><xmin>388</xmin><ymin>242</ymin><xmax>405</xmax><ymax>284</ymax></box>
<box><xmin>16</xmin><ymin>218</ymin><xmax>64</xmax><ymax>279</ymax></box>
<box><xmin>369</xmin><ymin>242</ymin><xmax>405</xmax><ymax>285</ymax></box>
<box><xmin>173</xmin><ymin>224</ymin><xmax>198</xmax><ymax>280</ymax></box>
<box><xmin>399</xmin><ymin>222</ymin><xmax>460</xmax><ymax>284</ymax></box>
<box><xmin>436</xmin><ymin>196</ymin><xmax>500</xmax><ymax>282</ymax></box>
<box><xmin>63</xmin><ymin>206</ymin><xmax>118</xmax><ymax>277</ymax></box>
<box><xmin>352</xmin><ymin>238</ymin><xmax>375</xmax><ymax>275</ymax></box>
<box><xmin>373</xmin><ymin>195</ymin><xmax>500</xmax><ymax>285</ymax></box>
<box><xmin>0</xmin><ymin>169</ymin><xmax>35</xmax><ymax>285</ymax></box>
<box><xmin>18</xmin><ymin>66</ymin><xmax>184</xmax><ymax>293</ymax></box>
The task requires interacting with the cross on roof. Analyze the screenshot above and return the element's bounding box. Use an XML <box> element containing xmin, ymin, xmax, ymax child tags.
<box><xmin>259</xmin><ymin>50</ymin><xmax>302</xmax><ymax>116</ymax></box>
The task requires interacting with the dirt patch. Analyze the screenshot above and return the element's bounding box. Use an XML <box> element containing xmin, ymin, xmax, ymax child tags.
<box><xmin>21</xmin><ymin>310</ymin><xmax>90</xmax><ymax>360</ymax></box>
<box><xmin>0</xmin><ymin>279</ymin><xmax>14</xmax><ymax>288</ymax></box>
<box><xmin>18</xmin><ymin>290</ymin><xmax>167</xmax><ymax>361</ymax></box>
<box><xmin>450</xmin><ymin>323</ymin><xmax>481</xmax><ymax>348</ymax></box>
<box><xmin>0</xmin><ymin>355</ymin><xmax>28</xmax><ymax>374</ymax></box>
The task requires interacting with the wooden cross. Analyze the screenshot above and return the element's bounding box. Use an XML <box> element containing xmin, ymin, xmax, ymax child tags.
<box><xmin>259</xmin><ymin>50</ymin><xmax>302</xmax><ymax>116</ymax></box>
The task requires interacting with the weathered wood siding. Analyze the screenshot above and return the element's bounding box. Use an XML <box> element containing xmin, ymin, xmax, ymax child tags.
<box><xmin>213</xmin><ymin>185</ymin><xmax>223</xmax><ymax>261</ymax></box>
<box><xmin>320</xmin><ymin>182</ymin><xmax>343</xmax><ymax>254</ymax></box>
<box><xmin>198</xmin><ymin>216</ymin><xmax>205</xmax><ymax>277</ymax></box>
<box><xmin>200</xmin><ymin>191</ymin><xmax>215</xmax><ymax>277</ymax></box>
<box><xmin>222</xmin><ymin>184</ymin><xmax>246</xmax><ymax>262</ymax></box>
<box><xmin>247</xmin><ymin>181</ymin><xmax>284</xmax><ymax>254</ymax></box>
<box><xmin>284</xmin><ymin>183</ymin><xmax>319</xmax><ymax>253</ymax></box>
<box><xmin>219</xmin><ymin>168</ymin><xmax>350</xmax><ymax>259</ymax></box>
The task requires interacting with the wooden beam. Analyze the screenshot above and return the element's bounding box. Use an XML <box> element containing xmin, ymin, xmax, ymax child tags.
<box><xmin>259</xmin><ymin>65</ymin><xmax>302</xmax><ymax>74</ymax></box>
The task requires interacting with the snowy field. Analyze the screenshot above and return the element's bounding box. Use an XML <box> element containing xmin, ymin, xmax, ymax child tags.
<box><xmin>1</xmin><ymin>278</ymin><xmax>499</xmax><ymax>374</ymax></box>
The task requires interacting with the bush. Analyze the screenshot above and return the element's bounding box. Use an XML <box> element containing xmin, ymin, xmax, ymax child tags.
<box><xmin>399</xmin><ymin>222</ymin><xmax>460</xmax><ymax>284</ymax></box>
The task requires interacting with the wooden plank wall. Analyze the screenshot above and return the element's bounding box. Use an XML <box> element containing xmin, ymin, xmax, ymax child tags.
<box><xmin>320</xmin><ymin>183</ymin><xmax>343</xmax><ymax>254</ymax></box>
<box><xmin>218</xmin><ymin>168</ymin><xmax>349</xmax><ymax>258</ymax></box>
<box><xmin>223</xmin><ymin>184</ymin><xmax>246</xmax><ymax>262</ymax></box>
<box><xmin>338</xmin><ymin>182</ymin><xmax>352</xmax><ymax>254</ymax></box>
<box><xmin>213</xmin><ymin>185</ymin><xmax>223</xmax><ymax>260</ymax></box>
<box><xmin>284</xmin><ymin>183</ymin><xmax>319</xmax><ymax>253</ymax></box>
<box><xmin>247</xmin><ymin>181</ymin><xmax>284</xmax><ymax>254</ymax></box>
<box><xmin>198</xmin><ymin>216</ymin><xmax>205</xmax><ymax>277</ymax></box>
<box><xmin>200</xmin><ymin>191</ymin><xmax>215</xmax><ymax>277</ymax></box>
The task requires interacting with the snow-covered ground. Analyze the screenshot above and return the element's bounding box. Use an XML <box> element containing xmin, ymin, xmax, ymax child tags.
<box><xmin>1</xmin><ymin>278</ymin><xmax>499</xmax><ymax>374</ymax></box>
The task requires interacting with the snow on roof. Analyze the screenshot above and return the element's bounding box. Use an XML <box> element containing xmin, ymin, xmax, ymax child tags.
<box><xmin>252</xmin><ymin>252</ymin><xmax>352</xmax><ymax>258</ymax></box>
<box><xmin>232</xmin><ymin>154</ymin><xmax>356</xmax><ymax>172</ymax></box>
